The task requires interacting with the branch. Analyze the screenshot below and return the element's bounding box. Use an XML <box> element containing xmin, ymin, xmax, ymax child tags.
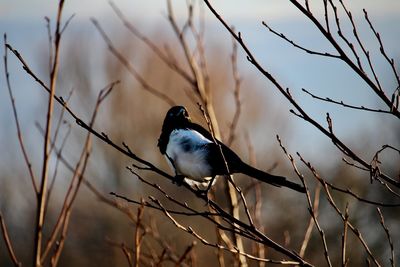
<box><xmin>376</xmin><ymin>208</ymin><xmax>395</xmax><ymax>267</ymax></box>
<box><xmin>3</xmin><ymin>34</ymin><xmax>38</xmax><ymax>194</ymax></box>
<box><xmin>302</xmin><ymin>88</ymin><xmax>393</xmax><ymax>114</ymax></box>
<box><xmin>341</xmin><ymin>204</ymin><xmax>349</xmax><ymax>267</ymax></box>
<box><xmin>0</xmin><ymin>213</ymin><xmax>21</xmax><ymax>267</ymax></box>
<box><xmin>299</xmin><ymin>183</ymin><xmax>322</xmax><ymax>257</ymax></box>
<box><xmin>152</xmin><ymin>198</ymin><xmax>301</xmax><ymax>265</ymax></box>
<box><xmin>35</xmin><ymin>1</ymin><xmax>65</xmax><ymax>265</ymax></box>
<box><xmin>262</xmin><ymin>21</ymin><xmax>340</xmax><ymax>58</ymax></box>
<box><xmin>298</xmin><ymin>153</ymin><xmax>382</xmax><ymax>267</ymax></box>
<box><xmin>90</xmin><ymin>18</ymin><xmax>176</xmax><ymax>106</ymax></box>
<box><xmin>363</xmin><ymin>9</ymin><xmax>400</xmax><ymax>88</ymax></box>
<box><xmin>108</xmin><ymin>1</ymin><xmax>195</xmax><ymax>86</ymax></box>
<box><xmin>288</xmin><ymin>0</ymin><xmax>399</xmax><ymax>118</ymax></box>
<box><xmin>7</xmin><ymin>34</ymin><xmax>312</xmax><ymax>267</ymax></box>
<box><xmin>41</xmin><ymin>81</ymin><xmax>118</xmax><ymax>263</ymax></box>
<box><xmin>227</xmin><ymin>36</ymin><xmax>242</xmax><ymax>146</ymax></box>
<box><xmin>202</xmin><ymin>0</ymin><xmax>400</xmax><ymax>189</ymax></box>
<box><xmin>277</xmin><ymin>136</ymin><xmax>332</xmax><ymax>267</ymax></box>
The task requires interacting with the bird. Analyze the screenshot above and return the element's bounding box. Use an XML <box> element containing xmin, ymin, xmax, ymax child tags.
<box><xmin>157</xmin><ymin>105</ymin><xmax>306</xmax><ymax>193</ymax></box>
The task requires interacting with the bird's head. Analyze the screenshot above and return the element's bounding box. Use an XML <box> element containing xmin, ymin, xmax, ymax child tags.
<box><xmin>162</xmin><ymin>106</ymin><xmax>191</xmax><ymax>129</ymax></box>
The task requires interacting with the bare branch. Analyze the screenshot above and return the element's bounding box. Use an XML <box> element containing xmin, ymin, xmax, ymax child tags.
<box><xmin>376</xmin><ymin>208</ymin><xmax>395</xmax><ymax>267</ymax></box>
<box><xmin>3</xmin><ymin>34</ymin><xmax>38</xmax><ymax>194</ymax></box>
<box><xmin>227</xmin><ymin>36</ymin><xmax>242</xmax><ymax>146</ymax></box>
<box><xmin>363</xmin><ymin>9</ymin><xmax>400</xmax><ymax>88</ymax></box>
<box><xmin>298</xmin><ymin>153</ymin><xmax>382</xmax><ymax>267</ymax></box>
<box><xmin>202</xmin><ymin>0</ymin><xmax>400</xmax><ymax>188</ymax></box>
<box><xmin>341</xmin><ymin>204</ymin><xmax>349</xmax><ymax>267</ymax></box>
<box><xmin>302</xmin><ymin>88</ymin><xmax>393</xmax><ymax>114</ymax></box>
<box><xmin>262</xmin><ymin>21</ymin><xmax>340</xmax><ymax>58</ymax></box>
<box><xmin>35</xmin><ymin>1</ymin><xmax>65</xmax><ymax>265</ymax></box>
<box><xmin>90</xmin><ymin>18</ymin><xmax>176</xmax><ymax>106</ymax></box>
<box><xmin>108</xmin><ymin>1</ymin><xmax>195</xmax><ymax>86</ymax></box>
<box><xmin>277</xmin><ymin>136</ymin><xmax>332</xmax><ymax>267</ymax></box>
<box><xmin>299</xmin><ymin>183</ymin><xmax>322</xmax><ymax>257</ymax></box>
<box><xmin>152</xmin><ymin>197</ymin><xmax>301</xmax><ymax>265</ymax></box>
<box><xmin>0</xmin><ymin>213</ymin><xmax>21</xmax><ymax>267</ymax></box>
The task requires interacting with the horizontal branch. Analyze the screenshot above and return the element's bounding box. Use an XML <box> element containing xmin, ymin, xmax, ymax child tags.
<box><xmin>262</xmin><ymin>21</ymin><xmax>340</xmax><ymax>59</ymax></box>
<box><xmin>302</xmin><ymin>88</ymin><xmax>393</xmax><ymax>114</ymax></box>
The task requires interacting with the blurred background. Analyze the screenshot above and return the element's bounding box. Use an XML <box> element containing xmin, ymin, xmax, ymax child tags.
<box><xmin>0</xmin><ymin>0</ymin><xmax>399</xmax><ymax>266</ymax></box>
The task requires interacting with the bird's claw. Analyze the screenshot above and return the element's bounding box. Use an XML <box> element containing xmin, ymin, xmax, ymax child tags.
<box><xmin>173</xmin><ymin>175</ymin><xmax>185</xmax><ymax>186</ymax></box>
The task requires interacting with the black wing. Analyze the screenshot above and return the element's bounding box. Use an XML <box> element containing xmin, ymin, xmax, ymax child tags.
<box><xmin>188</xmin><ymin>122</ymin><xmax>244</xmax><ymax>175</ymax></box>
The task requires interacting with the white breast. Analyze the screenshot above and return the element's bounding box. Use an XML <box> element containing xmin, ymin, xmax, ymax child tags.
<box><xmin>165</xmin><ymin>129</ymin><xmax>213</xmax><ymax>181</ymax></box>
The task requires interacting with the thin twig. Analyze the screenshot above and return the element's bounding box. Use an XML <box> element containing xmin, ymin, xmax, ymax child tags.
<box><xmin>341</xmin><ymin>204</ymin><xmax>349</xmax><ymax>267</ymax></box>
<box><xmin>202</xmin><ymin>0</ymin><xmax>400</xmax><ymax>189</ymax></box>
<box><xmin>298</xmin><ymin>153</ymin><xmax>382</xmax><ymax>267</ymax></box>
<box><xmin>4</xmin><ymin>34</ymin><xmax>38</xmax><ymax>194</ymax></box>
<box><xmin>227</xmin><ymin>35</ymin><xmax>242</xmax><ymax>146</ymax></box>
<box><xmin>0</xmin><ymin>213</ymin><xmax>21</xmax><ymax>267</ymax></box>
<box><xmin>41</xmin><ymin>81</ymin><xmax>118</xmax><ymax>263</ymax></box>
<box><xmin>34</xmin><ymin>1</ymin><xmax>65</xmax><ymax>265</ymax></box>
<box><xmin>152</xmin><ymin>198</ymin><xmax>301</xmax><ymax>265</ymax></box>
<box><xmin>90</xmin><ymin>18</ymin><xmax>176</xmax><ymax>106</ymax></box>
<box><xmin>277</xmin><ymin>136</ymin><xmax>332</xmax><ymax>267</ymax></box>
<box><xmin>376</xmin><ymin>208</ymin><xmax>395</xmax><ymax>267</ymax></box>
<box><xmin>175</xmin><ymin>241</ymin><xmax>196</xmax><ymax>267</ymax></box>
<box><xmin>7</xmin><ymin>38</ymin><xmax>313</xmax><ymax>266</ymax></box>
<box><xmin>262</xmin><ymin>21</ymin><xmax>339</xmax><ymax>59</ymax></box>
<box><xmin>134</xmin><ymin>202</ymin><xmax>145</xmax><ymax>267</ymax></box>
<box><xmin>363</xmin><ymin>9</ymin><xmax>400</xmax><ymax>88</ymax></box>
<box><xmin>302</xmin><ymin>88</ymin><xmax>392</xmax><ymax>114</ymax></box>
<box><xmin>299</xmin><ymin>183</ymin><xmax>322</xmax><ymax>257</ymax></box>
<box><xmin>109</xmin><ymin>1</ymin><xmax>195</xmax><ymax>86</ymax></box>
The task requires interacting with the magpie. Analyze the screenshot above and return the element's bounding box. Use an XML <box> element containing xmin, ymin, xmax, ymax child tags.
<box><xmin>158</xmin><ymin>106</ymin><xmax>306</xmax><ymax>193</ymax></box>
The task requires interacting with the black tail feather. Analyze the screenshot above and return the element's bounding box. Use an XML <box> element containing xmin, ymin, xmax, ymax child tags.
<box><xmin>238</xmin><ymin>162</ymin><xmax>306</xmax><ymax>193</ymax></box>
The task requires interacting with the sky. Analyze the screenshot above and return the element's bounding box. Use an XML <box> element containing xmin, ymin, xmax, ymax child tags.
<box><xmin>0</xmin><ymin>0</ymin><xmax>399</xmax><ymax>169</ymax></box>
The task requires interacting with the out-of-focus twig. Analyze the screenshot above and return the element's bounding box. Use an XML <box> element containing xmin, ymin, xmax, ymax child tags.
<box><xmin>227</xmin><ymin>36</ymin><xmax>242</xmax><ymax>147</ymax></box>
<box><xmin>0</xmin><ymin>213</ymin><xmax>21</xmax><ymax>267</ymax></box>
<box><xmin>91</xmin><ymin>18</ymin><xmax>176</xmax><ymax>106</ymax></box>
<box><xmin>341</xmin><ymin>204</ymin><xmax>349</xmax><ymax>267</ymax></box>
<box><xmin>152</xmin><ymin>197</ymin><xmax>301</xmax><ymax>265</ymax></box>
<box><xmin>134</xmin><ymin>202</ymin><xmax>145</xmax><ymax>267</ymax></box>
<box><xmin>4</xmin><ymin>34</ymin><xmax>38</xmax><ymax>195</ymax></box>
<box><xmin>41</xmin><ymin>81</ymin><xmax>119</xmax><ymax>264</ymax></box>
<box><xmin>299</xmin><ymin>183</ymin><xmax>322</xmax><ymax>258</ymax></box>
<box><xmin>277</xmin><ymin>136</ymin><xmax>332</xmax><ymax>267</ymax></box>
<box><xmin>34</xmin><ymin>1</ymin><xmax>65</xmax><ymax>265</ymax></box>
<box><xmin>109</xmin><ymin>1</ymin><xmax>195</xmax><ymax>86</ymax></box>
<box><xmin>376</xmin><ymin>208</ymin><xmax>395</xmax><ymax>267</ymax></box>
<box><xmin>175</xmin><ymin>241</ymin><xmax>196</xmax><ymax>267</ymax></box>
<box><xmin>298</xmin><ymin>153</ymin><xmax>382</xmax><ymax>267</ymax></box>
<box><xmin>363</xmin><ymin>9</ymin><xmax>400</xmax><ymax>88</ymax></box>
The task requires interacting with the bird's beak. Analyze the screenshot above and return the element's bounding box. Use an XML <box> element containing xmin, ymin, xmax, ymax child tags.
<box><xmin>178</xmin><ymin>108</ymin><xmax>186</xmax><ymax>117</ymax></box>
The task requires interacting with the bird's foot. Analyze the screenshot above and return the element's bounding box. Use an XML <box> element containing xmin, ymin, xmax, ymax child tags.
<box><xmin>196</xmin><ymin>188</ymin><xmax>209</xmax><ymax>196</ymax></box>
<box><xmin>198</xmin><ymin>186</ymin><xmax>215</xmax><ymax>204</ymax></box>
<box><xmin>173</xmin><ymin>175</ymin><xmax>185</xmax><ymax>186</ymax></box>
<box><xmin>195</xmin><ymin>188</ymin><xmax>211</xmax><ymax>205</ymax></box>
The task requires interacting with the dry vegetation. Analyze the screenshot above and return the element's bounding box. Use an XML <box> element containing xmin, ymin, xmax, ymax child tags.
<box><xmin>1</xmin><ymin>0</ymin><xmax>399</xmax><ymax>266</ymax></box>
